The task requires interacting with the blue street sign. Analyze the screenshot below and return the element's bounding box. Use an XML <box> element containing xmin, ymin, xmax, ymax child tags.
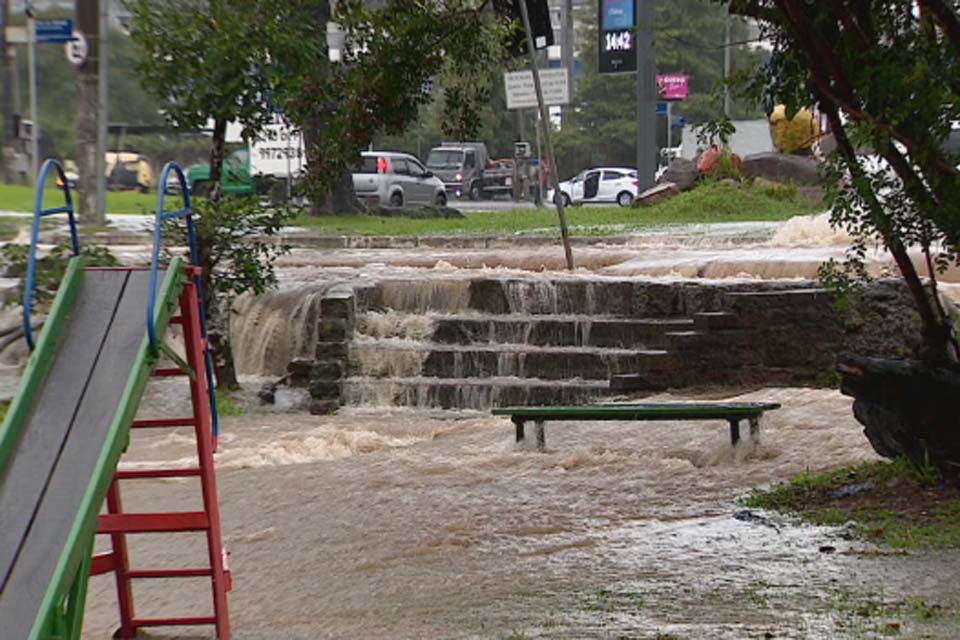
<box><xmin>655</xmin><ymin>101</ymin><xmax>667</xmax><ymax>117</ymax></box>
<box><xmin>35</xmin><ymin>19</ymin><xmax>74</xmax><ymax>44</ymax></box>
<box><xmin>672</xmin><ymin>115</ymin><xmax>686</xmax><ymax>128</ymax></box>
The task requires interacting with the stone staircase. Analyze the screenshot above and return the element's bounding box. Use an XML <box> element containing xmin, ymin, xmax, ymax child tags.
<box><xmin>266</xmin><ymin>276</ymin><xmax>855</xmax><ymax>413</ymax></box>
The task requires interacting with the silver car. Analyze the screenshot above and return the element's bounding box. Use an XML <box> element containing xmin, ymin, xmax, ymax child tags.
<box><xmin>353</xmin><ymin>151</ymin><xmax>448</xmax><ymax>207</ymax></box>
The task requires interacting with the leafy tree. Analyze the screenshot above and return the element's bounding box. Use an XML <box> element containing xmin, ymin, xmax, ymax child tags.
<box><xmin>722</xmin><ymin>0</ymin><xmax>960</xmax><ymax>367</ymax></box>
<box><xmin>127</xmin><ymin>0</ymin><xmax>321</xmax><ymax>387</ymax></box>
<box><xmin>285</xmin><ymin>0</ymin><xmax>509</xmax><ymax>210</ymax></box>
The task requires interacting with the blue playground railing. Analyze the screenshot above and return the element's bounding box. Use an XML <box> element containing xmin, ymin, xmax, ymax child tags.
<box><xmin>148</xmin><ymin>162</ymin><xmax>220</xmax><ymax>438</ymax></box>
<box><xmin>24</xmin><ymin>159</ymin><xmax>80</xmax><ymax>350</ymax></box>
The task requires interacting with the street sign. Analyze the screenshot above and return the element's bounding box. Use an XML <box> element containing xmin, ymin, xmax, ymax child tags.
<box><xmin>656</xmin><ymin>101</ymin><xmax>667</xmax><ymax>117</ymax></box>
<box><xmin>65</xmin><ymin>31</ymin><xmax>88</xmax><ymax>67</ymax></box>
<box><xmin>598</xmin><ymin>0</ymin><xmax>637</xmax><ymax>74</ymax></box>
<box><xmin>656</xmin><ymin>73</ymin><xmax>689</xmax><ymax>101</ymax></box>
<box><xmin>504</xmin><ymin>68</ymin><xmax>570</xmax><ymax>109</ymax></box>
<box><xmin>35</xmin><ymin>19</ymin><xmax>74</xmax><ymax>44</ymax></box>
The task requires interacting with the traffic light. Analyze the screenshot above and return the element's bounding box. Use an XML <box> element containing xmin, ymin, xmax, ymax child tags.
<box><xmin>494</xmin><ymin>0</ymin><xmax>554</xmax><ymax>58</ymax></box>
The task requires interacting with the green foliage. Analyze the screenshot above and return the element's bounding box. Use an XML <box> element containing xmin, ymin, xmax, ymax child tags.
<box><xmin>552</xmin><ymin>1</ymin><xmax>765</xmax><ymax>177</ymax></box>
<box><xmin>720</xmin><ymin>0</ymin><xmax>960</xmax><ymax>364</ymax></box>
<box><xmin>12</xmin><ymin>9</ymin><xmax>166</xmax><ymax>160</ymax></box>
<box><xmin>0</xmin><ymin>242</ymin><xmax>117</xmax><ymax>309</ymax></box>
<box><xmin>741</xmin><ymin>458</ymin><xmax>960</xmax><ymax>550</ymax></box>
<box><xmin>288</xmin><ymin>0</ymin><xmax>508</xmax><ymax>196</ymax></box>
<box><xmin>163</xmin><ymin>197</ymin><xmax>293</xmax><ymax>311</ymax></box>
<box><xmin>215</xmin><ymin>388</ymin><xmax>246</xmax><ymax>417</ymax></box>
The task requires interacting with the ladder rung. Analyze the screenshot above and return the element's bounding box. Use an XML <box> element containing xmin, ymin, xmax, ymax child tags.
<box><xmin>153</xmin><ymin>367</ymin><xmax>189</xmax><ymax>377</ymax></box>
<box><xmin>169</xmin><ymin>316</ymin><xmax>185</xmax><ymax>325</ymax></box>
<box><xmin>131</xmin><ymin>616</ymin><xmax>217</xmax><ymax>627</ymax></box>
<box><xmin>90</xmin><ymin>552</ymin><xmax>119</xmax><ymax>576</ymax></box>
<box><xmin>128</xmin><ymin>567</ymin><xmax>212</xmax><ymax>579</ymax></box>
<box><xmin>132</xmin><ymin>418</ymin><xmax>196</xmax><ymax>429</ymax></box>
<box><xmin>115</xmin><ymin>468</ymin><xmax>201</xmax><ymax>480</ymax></box>
<box><xmin>98</xmin><ymin>512</ymin><xmax>209</xmax><ymax>534</ymax></box>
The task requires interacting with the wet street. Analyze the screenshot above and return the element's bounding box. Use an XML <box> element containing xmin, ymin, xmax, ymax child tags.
<box><xmin>82</xmin><ymin>386</ymin><xmax>960</xmax><ymax>639</ymax></box>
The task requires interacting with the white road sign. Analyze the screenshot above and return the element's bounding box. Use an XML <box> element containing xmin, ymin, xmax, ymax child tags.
<box><xmin>64</xmin><ymin>31</ymin><xmax>88</xmax><ymax>67</ymax></box>
<box><xmin>504</xmin><ymin>68</ymin><xmax>570</xmax><ymax>110</ymax></box>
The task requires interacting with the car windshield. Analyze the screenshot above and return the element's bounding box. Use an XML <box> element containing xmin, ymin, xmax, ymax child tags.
<box><xmin>426</xmin><ymin>150</ymin><xmax>464</xmax><ymax>170</ymax></box>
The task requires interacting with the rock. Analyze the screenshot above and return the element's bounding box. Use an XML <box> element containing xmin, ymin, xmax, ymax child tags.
<box><xmin>733</xmin><ymin>509</ymin><xmax>780</xmax><ymax>531</ymax></box>
<box><xmin>829</xmin><ymin>481</ymin><xmax>875</xmax><ymax>499</ymax></box>
<box><xmin>661</xmin><ymin>157</ymin><xmax>698</xmax><ymax>190</ymax></box>
<box><xmin>258</xmin><ymin>379</ymin><xmax>278</xmax><ymax>405</ymax></box>
<box><xmin>634</xmin><ymin>182</ymin><xmax>681</xmax><ymax>207</ymax></box>
<box><xmin>741</xmin><ymin>152</ymin><xmax>823</xmax><ymax>185</ymax></box>
<box><xmin>838</xmin><ymin>355</ymin><xmax>960</xmax><ymax>480</ymax></box>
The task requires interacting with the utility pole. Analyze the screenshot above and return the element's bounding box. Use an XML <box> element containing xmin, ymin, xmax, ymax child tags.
<box><xmin>723</xmin><ymin>11</ymin><xmax>732</xmax><ymax>117</ymax></box>
<box><xmin>76</xmin><ymin>0</ymin><xmax>105</xmax><ymax>225</ymax></box>
<box><xmin>0</xmin><ymin>0</ymin><xmax>11</xmax><ymax>179</ymax></box>
<box><xmin>635</xmin><ymin>0</ymin><xmax>656</xmax><ymax>191</ymax></box>
<box><xmin>518</xmin><ymin>0</ymin><xmax>574</xmax><ymax>271</ymax></box>
<box><xmin>560</xmin><ymin>0</ymin><xmax>573</xmax><ymax>127</ymax></box>
<box><xmin>26</xmin><ymin>1</ymin><xmax>38</xmax><ymax>184</ymax></box>
<box><xmin>96</xmin><ymin>0</ymin><xmax>108</xmax><ymax>222</ymax></box>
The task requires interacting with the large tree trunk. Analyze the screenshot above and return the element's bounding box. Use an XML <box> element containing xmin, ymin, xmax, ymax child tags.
<box><xmin>200</xmin><ymin>116</ymin><xmax>239</xmax><ymax>389</ymax></box>
<box><xmin>75</xmin><ymin>0</ymin><xmax>103</xmax><ymax>226</ymax></box>
<box><xmin>294</xmin><ymin>0</ymin><xmax>363</xmax><ymax>216</ymax></box>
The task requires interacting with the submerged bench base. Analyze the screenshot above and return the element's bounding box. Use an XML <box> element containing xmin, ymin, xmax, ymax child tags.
<box><xmin>492</xmin><ymin>403</ymin><xmax>781</xmax><ymax>452</ymax></box>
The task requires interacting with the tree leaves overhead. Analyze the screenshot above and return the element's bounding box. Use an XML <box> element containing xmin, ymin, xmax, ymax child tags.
<box><xmin>722</xmin><ymin>0</ymin><xmax>960</xmax><ymax>365</ymax></box>
<box><xmin>286</xmin><ymin>0</ymin><xmax>509</xmax><ymax>195</ymax></box>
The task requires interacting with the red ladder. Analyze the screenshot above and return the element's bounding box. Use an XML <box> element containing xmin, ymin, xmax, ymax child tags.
<box><xmin>90</xmin><ymin>269</ymin><xmax>231</xmax><ymax>639</ymax></box>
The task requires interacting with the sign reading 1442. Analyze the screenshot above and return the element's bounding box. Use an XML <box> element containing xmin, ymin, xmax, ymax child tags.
<box><xmin>599</xmin><ymin>0</ymin><xmax>637</xmax><ymax>74</ymax></box>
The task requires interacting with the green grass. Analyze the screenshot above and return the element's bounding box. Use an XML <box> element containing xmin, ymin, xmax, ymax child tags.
<box><xmin>215</xmin><ymin>388</ymin><xmax>246</xmax><ymax>417</ymax></box>
<box><xmin>742</xmin><ymin>459</ymin><xmax>960</xmax><ymax>550</ymax></box>
<box><xmin>0</xmin><ymin>184</ymin><xmax>168</xmax><ymax>215</ymax></box>
<box><xmin>291</xmin><ymin>181</ymin><xmax>823</xmax><ymax>237</ymax></box>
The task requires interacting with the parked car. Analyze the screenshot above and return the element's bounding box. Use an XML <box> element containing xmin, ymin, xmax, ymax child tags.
<box><xmin>548</xmin><ymin>167</ymin><xmax>639</xmax><ymax>207</ymax></box>
<box><xmin>353</xmin><ymin>151</ymin><xmax>447</xmax><ymax>207</ymax></box>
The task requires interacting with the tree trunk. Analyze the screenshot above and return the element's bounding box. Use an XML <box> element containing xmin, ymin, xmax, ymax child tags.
<box><xmin>199</xmin><ymin>116</ymin><xmax>239</xmax><ymax>389</ymax></box>
<box><xmin>207</xmin><ymin>117</ymin><xmax>227</xmax><ymax>203</ymax></box>
<box><xmin>75</xmin><ymin>0</ymin><xmax>102</xmax><ymax>226</ymax></box>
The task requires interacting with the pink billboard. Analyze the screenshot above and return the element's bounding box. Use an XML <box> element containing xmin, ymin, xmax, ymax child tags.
<box><xmin>656</xmin><ymin>74</ymin><xmax>689</xmax><ymax>101</ymax></box>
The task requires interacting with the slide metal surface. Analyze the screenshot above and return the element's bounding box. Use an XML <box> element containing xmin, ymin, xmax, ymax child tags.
<box><xmin>0</xmin><ymin>257</ymin><xmax>186</xmax><ymax>639</ymax></box>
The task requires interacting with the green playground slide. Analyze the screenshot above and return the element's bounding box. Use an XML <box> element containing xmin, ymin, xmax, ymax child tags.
<box><xmin>0</xmin><ymin>256</ymin><xmax>186</xmax><ymax>639</ymax></box>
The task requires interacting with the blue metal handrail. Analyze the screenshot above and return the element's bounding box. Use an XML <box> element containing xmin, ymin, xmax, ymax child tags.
<box><xmin>149</xmin><ymin>161</ymin><xmax>220</xmax><ymax>437</ymax></box>
<box><xmin>24</xmin><ymin>159</ymin><xmax>80</xmax><ymax>350</ymax></box>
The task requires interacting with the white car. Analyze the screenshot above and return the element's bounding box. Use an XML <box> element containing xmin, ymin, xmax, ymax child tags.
<box><xmin>352</xmin><ymin>151</ymin><xmax>448</xmax><ymax>208</ymax></box>
<box><xmin>548</xmin><ymin>167</ymin><xmax>639</xmax><ymax>207</ymax></box>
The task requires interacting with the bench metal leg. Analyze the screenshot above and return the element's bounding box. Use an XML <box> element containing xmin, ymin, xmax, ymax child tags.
<box><xmin>513</xmin><ymin>417</ymin><xmax>525</xmax><ymax>444</ymax></box>
<box><xmin>534</xmin><ymin>420</ymin><xmax>546</xmax><ymax>452</ymax></box>
<box><xmin>728</xmin><ymin>419</ymin><xmax>741</xmax><ymax>445</ymax></box>
<box><xmin>748</xmin><ymin>416</ymin><xmax>761</xmax><ymax>442</ymax></box>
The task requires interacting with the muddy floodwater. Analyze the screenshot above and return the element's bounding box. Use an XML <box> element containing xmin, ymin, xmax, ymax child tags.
<box><xmin>83</xmin><ymin>386</ymin><xmax>960</xmax><ymax>639</ymax></box>
<box><xmin>54</xmin><ymin>213</ymin><xmax>960</xmax><ymax>638</ymax></box>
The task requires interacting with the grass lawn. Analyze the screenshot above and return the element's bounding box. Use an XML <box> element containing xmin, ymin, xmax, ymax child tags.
<box><xmin>0</xmin><ymin>184</ymin><xmax>162</xmax><ymax>215</ymax></box>
<box><xmin>742</xmin><ymin>458</ymin><xmax>960</xmax><ymax>550</ymax></box>
<box><xmin>291</xmin><ymin>181</ymin><xmax>824</xmax><ymax>236</ymax></box>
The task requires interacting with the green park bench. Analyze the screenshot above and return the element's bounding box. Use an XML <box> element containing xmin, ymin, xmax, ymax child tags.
<box><xmin>492</xmin><ymin>402</ymin><xmax>782</xmax><ymax>451</ymax></box>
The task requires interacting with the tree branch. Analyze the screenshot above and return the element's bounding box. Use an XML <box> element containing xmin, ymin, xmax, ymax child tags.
<box><xmin>918</xmin><ymin>0</ymin><xmax>960</xmax><ymax>55</ymax></box>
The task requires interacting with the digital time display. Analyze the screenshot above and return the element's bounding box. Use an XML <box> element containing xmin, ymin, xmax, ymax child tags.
<box><xmin>598</xmin><ymin>0</ymin><xmax>637</xmax><ymax>74</ymax></box>
<box><xmin>604</xmin><ymin>30</ymin><xmax>632</xmax><ymax>52</ymax></box>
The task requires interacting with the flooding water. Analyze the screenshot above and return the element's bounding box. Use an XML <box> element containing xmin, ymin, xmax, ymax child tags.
<box><xmin>81</xmin><ymin>385</ymin><xmax>960</xmax><ymax>639</ymax></box>
<box><xmin>12</xmin><ymin>213</ymin><xmax>960</xmax><ymax>637</ymax></box>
